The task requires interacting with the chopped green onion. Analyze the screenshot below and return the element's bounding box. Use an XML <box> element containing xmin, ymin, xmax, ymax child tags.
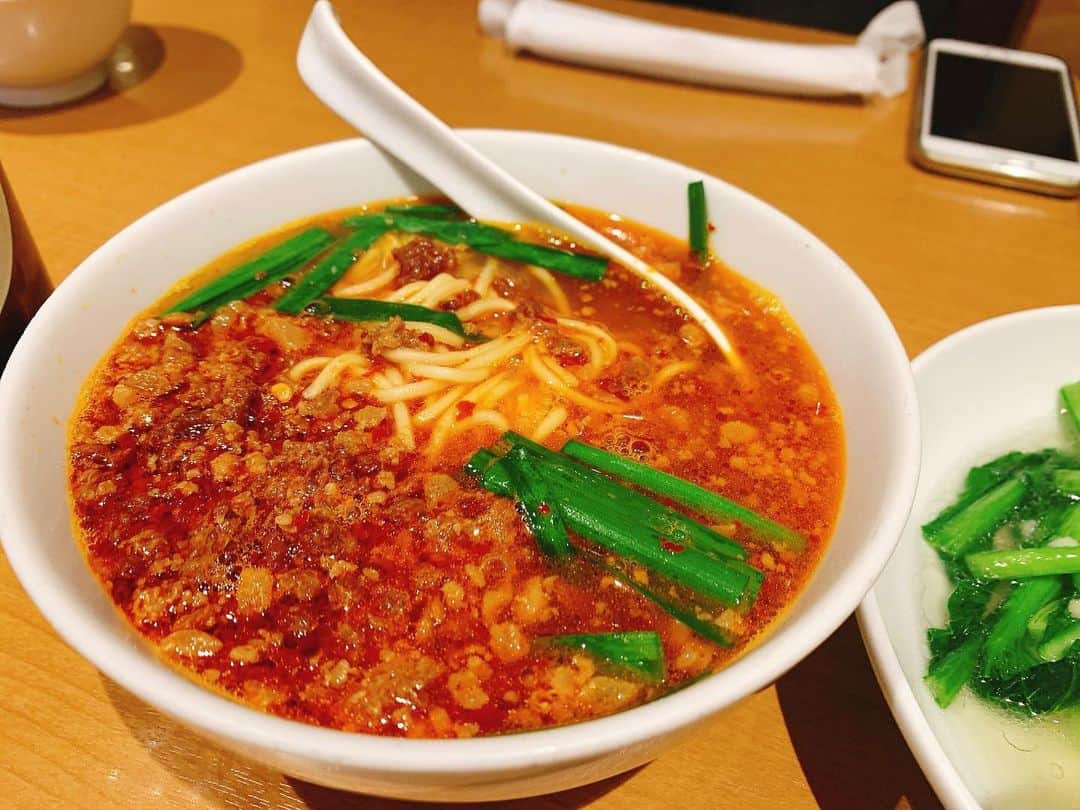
<box><xmin>593</xmin><ymin>556</ymin><xmax>735</xmax><ymax>647</ymax></box>
<box><xmin>688</xmin><ymin>180</ymin><xmax>708</xmax><ymax>264</ymax></box>
<box><xmin>165</xmin><ymin>227</ymin><xmax>334</xmax><ymax>316</ymax></box>
<box><xmin>465</xmin><ymin>448</ymin><xmax>502</xmax><ymax>487</ymax></box>
<box><xmin>469</xmin><ymin>437</ymin><xmax>761</xmax><ymax>609</ymax></box>
<box><xmin>342</xmin><ymin>212</ymin><xmax>607</xmax><ymax>281</ymax></box>
<box><xmin>313</xmin><ymin>297</ymin><xmax>478</xmax><ymax>341</ymax></box>
<box><xmin>499</xmin><ymin>434</ymin><xmax>748</xmax><ymax>561</ymax></box>
<box><xmin>466</xmin><ymin>452</ymin><xmax>738</xmax><ymax>642</ymax></box>
<box><xmin>1061</xmin><ymin>380</ymin><xmax>1080</xmax><ymax>441</ymax></box>
<box><xmin>343</xmin><ymin>213</ymin><xmax>509</xmax><ymax>247</ymax></box>
<box><xmin>1053</xmin><ymin>468</ymin><xmax>1080</xmax><ymax>498</ymax></box>
<box><xmin>966</xmin><ymin>546</ymin><xmax>1080</xmax><ymax>580</ymax></box>
<box><xmin>924</xmin><ymin>475</ymin><xmax>1028</xmax><ymax>559</ymax></box>
<box><xmin>382</xmin><ymin>204</ymin><xmax>464</xmax><ymax>218</ymax></box>
<box><xmin>925</xmin><ymin>634</ymin><xmax>982</xmax><ymax>708</ymax></box>
<box><xmin>539</xmin><ymin>631</ymin><xmax>665</xmax><ymax>682</ymax></box>
<box><xmin>561</xmin><ymin>439</ymin><xmax>804</xmax><ymax>551</ymax></box>
<box><xmin>502</xmin><ymin>446</ymin><xmax>574</xmax><ymax>557</ymax></box>
<box><xmin>558</xmin><ymin>494</ymin><xmax>762</xmax><ymax>608</ymax></box>
<box><xmin>472</xmin><ymin>240</ymin><xmax>607</xmax><ymax>282</ymax></box>
<box><xmin>274</xmin><ymin>220</ymin><xmax>392</xmax><ymax>314</ymax></box>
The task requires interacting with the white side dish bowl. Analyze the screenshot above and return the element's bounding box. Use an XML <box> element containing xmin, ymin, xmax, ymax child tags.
<box><xmin>0</xmin><ymin>131</ymin><xmax>919</xmax><ymax>801</ymax></box>
<box><xmin>859</xmin><ymin>306</ymin><xmax>1080</xmax><ymax>810</ymax></box>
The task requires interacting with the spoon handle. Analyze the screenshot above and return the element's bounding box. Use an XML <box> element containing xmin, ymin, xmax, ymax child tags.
<box><xmin>297</xmin><ymin>0</ymin><xmax>658</xmax><ymax>272</ymax></box>
<box><xmin>297</xmin><ymin>0</ymin><xmax>738</xmax><ymax>365</ymax></box>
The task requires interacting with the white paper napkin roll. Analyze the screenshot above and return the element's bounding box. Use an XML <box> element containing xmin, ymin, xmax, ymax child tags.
<box><xmin>479</xmin><ymin>0</ymin><xmax>925</xmax><ymax>98</ymax></box>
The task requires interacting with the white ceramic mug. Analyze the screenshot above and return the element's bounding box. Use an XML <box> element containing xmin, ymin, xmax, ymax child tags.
<box><xmin>0</xmin><ymin>0</ymin><xmax>132</xmax><ymax>108</ymax></box>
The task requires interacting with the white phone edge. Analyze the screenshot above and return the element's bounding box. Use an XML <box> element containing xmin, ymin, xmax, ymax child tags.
<box><xmin>911</xmin><ymin>38</ymin><xmax>1080</xmax><ymax>198</ymax></box>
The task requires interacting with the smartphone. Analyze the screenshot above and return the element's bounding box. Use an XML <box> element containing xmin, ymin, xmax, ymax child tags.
<box><xmin>911</xmin><ymin>39</ymin><xmax>1080</xmax><ymax>197</ymax></box>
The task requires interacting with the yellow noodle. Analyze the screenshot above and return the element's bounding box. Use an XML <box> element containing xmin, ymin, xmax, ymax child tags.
<box><xmin>454</xmin><ymin>410</ymin><xmax>509</xmax><ymax>434</ymax></box>
<box><xmin>333</xmin><ymin>232</ymin><xmax>400</xmax><ymax>291</ymax></box>
<box><xmin>572</xmin><ymin>334</ymin><xmax>605</xmax><ymax>380</ymax></box>
<box><xmin>425</xmin><ymin>401</ymin><xmax>460</xmax><ymax>457</ymax></box>
<box><xmin>410</xmin><ymin>274</ymin><xmax>471</xmax><ymax>308</ymax></box>
<box><xmin>537</xmin><ymin>351</ymin><xmax>579</xmax><ymax>388</ymax></box>
<box><xmin>414</xmin><ymin>384</ymin><xmax>469</xmax><ymax>424</ymax></box>
<box><xmin>403</xmin><ymin>363</ymin><xmax>489</xmax><ymax>383</ymax></box>
<box><xmin>557</xmin><ymin>317</ymin><xmax>618</xmax><ymax>364</ymax></box>
<box><xmin>383</xmin><ymin>368</ymin><xmax>405</xmax><ymax>386</ymax></box>
<box><xmin>372</xmin><ymin>379</ymin><xmax>449</xmax><ymax>403</ymax></box>
<box><xmin>616</xmin><ymin>340</ymin><xmax>645</xmax><ymax>357</ymax></box>
<box><xmin>524</xmin><ymin>345</ymin><xmax>565</xmax><ymax>388</ymax></box>
<box><xmin>401</xmin><ymin>322</ymin><xmax>466</xmax><ymax>348</ymax></box>
<box><xmin>426</xmin><ymin>278</ymin><xmax>473</xmax><ymax>307</ymax></box>
<box><xmin>525</xmin><ymin>346</ymin><xmax>625</xmax><ymax>413</ymax></box>
<box><xmin>428</xmin><ymin>409</ymin><xmax>508</xmax><ymax>456</ymax></box>
<box><xmin>532</xmin><ymin>405</ymin><xmax>568</xmax><ymax>442</ymax></box>
<box><xmin>288</xmin><ymin>356</ymin><xmax>333</xmax><ymax>382</ymax></box>
<box><xmin>473</xmin><ymin>259</ymin><xmax>497</xmax><ymax>295</ymax></box>
<box><xmin>392</xmin><ymin>401</ymin><xmax>415</xmax><ymax>451</ymax></box>
<box><xmin>529</xmin><ymin>267</ymin><xmax>571</xmax><ymax>315</ymax></box>
<box><xmin>554</xmin><ymin>383</ymin><xmax>628</xmax><ymax>414</ymax></box>
<box><xmin>336</xmin><ymin>267</ymin><xmax>398</xmax><ymax>297</ymax></box>
<box><xmin>407</xmin><ymin>273</ymin><xmax>453</xmax><ymax>305</ymax></box>
<box><xmin>302</xmin><ymin>353</ymin><xmax>370</xmax><ymax>399</ymax></box>
<box><xmin>455</xmin><ymin>297</ymin><xmax>517</xmax><ymax>322</ymax></box>
<box><xmin>381</xmin><ymin>336</ymin><xmax>511</xmax><ymax>367</ymax></box>
<box><xmin>461</xmin><ymin>331</ymin><xmax>533</xmax><ymax>369</ymax></box>
<box><xmin>386</xmin><ymin>281</ymin><xmax>427</xmax><ymax>302</ymax></box>
<box><xmin>473</xmin><ymin>374</ymin><xmax>522</xmax><ymax>409</ymax></box>
<box><xmin>653</xmin><ymin>360</ymin><xmax>698</xmax><ymax>388</ymax></box>
<box><xmin>457</xmin><ymin>371</ymin><xmax>511</xmax><ymax>407</ymax></box>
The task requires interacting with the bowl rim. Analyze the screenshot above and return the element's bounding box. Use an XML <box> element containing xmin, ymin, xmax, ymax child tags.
<box><xmin>0</xmin><ymin>129</ymin><xmax>920</xmax><ymax>774</ymax></box>
<box><xmin>857</xmin><ymin>305</ymin><xmax>1080</xmax><ymax>810</ymax></box>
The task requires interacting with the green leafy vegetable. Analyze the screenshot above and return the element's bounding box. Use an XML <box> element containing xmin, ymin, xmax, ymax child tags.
<box><xmin>1061</xmin><ymin>380</ymin><xmax>1080</xmax><ymax>442</ymax></box>
<box><xmin>926</xmin><ymin>634</ymin><xmax>983</xmax><ymax>708</ymax></box>
<box><xmin>981</xmin><ymin>577</ymin><xmax>1062</xmax><ymax>679</ymax></box>
<box><xmin>923</xmin><ymin>475</ymin><xmax>1028</xmax><ymax>559</ymax></box>
<box><xmin>966</xmin><ymin>547</ymin><xmax>1080</xmax><ymax>580</ymax></box>
<box><xmin>922</xmin><ymin>378</ymin><xmax>1080</xmax><ymax>715</ymax></box>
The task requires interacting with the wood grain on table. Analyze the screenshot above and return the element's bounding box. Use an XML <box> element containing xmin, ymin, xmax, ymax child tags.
<box><xmin>1</xmin><ymin>1</ymin><xmax>1077</xmax><ymax>808</ymax></box>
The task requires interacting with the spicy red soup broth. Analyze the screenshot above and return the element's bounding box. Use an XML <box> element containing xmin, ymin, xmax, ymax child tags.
<box><xmin>68</xmin><ymin>201</ymin><xmax>844</xmax><ymax>738</ymax></box>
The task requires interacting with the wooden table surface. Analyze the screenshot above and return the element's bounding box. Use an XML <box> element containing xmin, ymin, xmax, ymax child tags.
<box><xmin>1</xmin><ymin>1</ymin><xmax>1078</xmax><ymax>808</ymax></box>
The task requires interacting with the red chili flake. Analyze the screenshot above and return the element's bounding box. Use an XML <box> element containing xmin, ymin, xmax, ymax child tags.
<box><xmin>659</xmin><ymin>537</ymin><xmax>685</xmax><ymax>553</ymax></box>
<box><xmin>535</xmin><ymin>313</ymin><xmax>557</xmax><ymax>324</ymax></box>
<box><xmin>537</xmin><ymin>502</ymin><xmax>552</xmax><ymax>516</ymax></box>
<box><xmin>631</xmin><ymin>439</ymin><xmax>651</xmax><ymax>454</ymax></box>
<box><xmin>456</xmin><ymin>400</ymin><xmax>476</xmax><ymax>418</ymax></box>
<box><xmin>556</xmin><ymin>353</ymin><xmax>589</xmax><ymax>367</ymax></box>
<box><xmin>707</xmin><ymin>222</ymin><xmax>716</xmax><ymax>233</ymax></box>
<box><xmin>417</xmin><ymin>332</ymin><xmax>435</xmax><ymax>347</ymax></box>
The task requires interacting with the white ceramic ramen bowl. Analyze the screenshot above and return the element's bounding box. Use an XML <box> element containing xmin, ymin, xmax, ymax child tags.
<box><xmin>0</xmin><ymin>131</ymin><xmax>919</xmax><ymax>802</ymax></box>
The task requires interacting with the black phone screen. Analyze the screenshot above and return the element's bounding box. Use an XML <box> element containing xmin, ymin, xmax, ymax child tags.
<box><xmin>930</xmin><ymin>51</ymin><xmax>1078</xmax><ymax>162</ymax></box>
